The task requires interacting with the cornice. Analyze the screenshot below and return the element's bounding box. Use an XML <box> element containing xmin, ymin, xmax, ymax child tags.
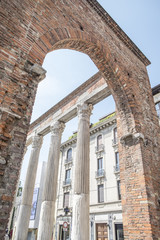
<box><xmin>61</xmin><ymin>113</ymin><xmax>117</xmax><ymax>149</ymax></box>
<box><xmin>86</xmin><ymin>0</ymin><xmax>150</xmax><ymax>66</ymax></box>
<box><xmin>152</xmin><ymin>84</ymin><xmax>160</xmax><ymax>96</ymax></box>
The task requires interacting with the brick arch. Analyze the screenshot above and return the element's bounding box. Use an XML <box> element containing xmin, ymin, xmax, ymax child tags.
<box><xmin>28</xmin><ymin>28</ymin><xmax>160</xmax><ymax>239</ymax></box>
<box><xmin>28</xmin><ymin>27</ymin><xmax>136</xmax><ymax>135</ymax></box>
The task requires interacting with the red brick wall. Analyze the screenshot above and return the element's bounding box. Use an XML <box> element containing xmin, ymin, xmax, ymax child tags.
<box><xmin>0</xmin><ymin>0</ymin><xmax>160</xmax><ymax>239</ymax></box>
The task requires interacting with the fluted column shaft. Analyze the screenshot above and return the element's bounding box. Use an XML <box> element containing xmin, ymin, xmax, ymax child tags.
<box><xmin>37</xmin><ymin>121</ymin><xmax>65</xmax><ymax>240</ymax></box>
<box><xmin>14</xmin><ymin>134</ymin><xmax>43</xmax><ymax>240</ymax></box>
<box><xmin>71</xmin><ymin>103</ymin><xmax>93</xmax><ymax>240</ymax></box>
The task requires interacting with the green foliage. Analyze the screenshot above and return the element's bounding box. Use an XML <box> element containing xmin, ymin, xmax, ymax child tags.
<box><xmin>68</xmin><ymin>112</ymin><xmax>116</xmax><ymax>140</ymax></box>
<box><xmin>91</xmin><ymin>112</ymin><xmax>116</xmax><ymax>128</ymax></box>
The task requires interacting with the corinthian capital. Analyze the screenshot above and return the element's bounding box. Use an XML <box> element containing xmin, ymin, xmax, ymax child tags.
<box><xmin>50</xmin><ymin>121</ymin><xmax>65</xmax><ymax>136</ymax></box>
<box><xmin>32</xmin><ymin>134</ymin><xmax>43</xmax><ymax>149</ymax></box>
<box><xmin>77</xmin><ymin>103</ymin><xmax>93</xmax><ymax>121</ymax></box>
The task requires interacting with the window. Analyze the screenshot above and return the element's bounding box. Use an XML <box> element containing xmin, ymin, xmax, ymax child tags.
<box><xmin>96</xmin><ymin>135</ymin><xmax>104</xmax><ymax>152</ymax></box>
<box><xmin>115</xmin><ymin>152</ymin><xmax>119</xmax><ymax>171</ymax></box>
<box><xmin>115</xmin><ymin>224</ymin><xmax>124</xmax><ymax>240</ymax></box>
<box><xmin>98</xmin><ymin>184</ymin><xmax>104</xmax><ymax>203</ymax></box>
<box><xmin>97</xmin><ymin>135</ymin><xmax>102</xmax><ymax>147</ymax></box>
<box><xmin>65</xmin><ymin>169</ymin><xmax>71</xmax><ymax>184</ymax></box>
<box><xmin>67</xmin><ymin>148</ymin><xmax>72</xmax><ymax>161</ymax></box>
<box><xmin>96</xmin><ymin>158</ymin><xmax>105</xmax><ymax>178</ymax></box>
<box><xmin>98</xmin><ymin>158</ymin><xmax>103</xmax><ymax>170</ymax></box>
<box><xmin>155</xmin><ymin>101</ymin><xmax>160</xmax><ymax>119</ymax></box>
<box><xmin>113</xmin><ymin>127</ymin><xmax>118</xmax><ymax>144</ymax></box>
<box><xmin>117</xmin><ymin>180</ymin><xmax>121</xmax><ymax>200</ymax></box>
<box><xmin>63</xmin><ymin>192</ymin><xmax>69</xmax><ymax>208</ymax></box>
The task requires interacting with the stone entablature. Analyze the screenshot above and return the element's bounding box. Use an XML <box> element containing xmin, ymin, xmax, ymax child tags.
<box><xmin>27</xmin><ymin>72</ymin><xmax>110</xmax><ymax>139</ymax></box>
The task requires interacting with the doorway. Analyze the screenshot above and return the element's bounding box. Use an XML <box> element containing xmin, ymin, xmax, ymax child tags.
<box><xmin>115</xmin><ymin>224</ymin><xmax>124</xmax><ymax>240</ymax></box>
<box><xmin>59</xmin><ymin>225</ymin><xmax>70</xmax><ymax>240</ymax></box>
<box><xmin>96</xmin><ymin>223</ymin><xmax>108</xmax><ymax>240</ymax></box>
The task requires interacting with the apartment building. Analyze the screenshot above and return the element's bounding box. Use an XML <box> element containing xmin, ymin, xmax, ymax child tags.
<box><xmin>11</xmin><ymin>84</ymin><xmax>160</xmax><ymax>240</ymax></box>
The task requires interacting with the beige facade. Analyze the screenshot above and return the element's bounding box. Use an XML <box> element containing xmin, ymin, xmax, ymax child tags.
<box><xmin>55</xmin><ymin>112</ymin><xmax>123</xmax><ymax>240</ymax></box>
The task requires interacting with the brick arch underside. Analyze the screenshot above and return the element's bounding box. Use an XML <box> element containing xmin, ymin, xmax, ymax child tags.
<box><xmin>29</xmin><ymin>28</ymin><xmax>137</xmax><ymax>133</ymax></box>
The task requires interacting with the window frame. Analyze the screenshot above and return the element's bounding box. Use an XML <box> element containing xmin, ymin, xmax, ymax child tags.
<box><xmin>117</xmin><ymin>180</ymin><xmax>121</xmax><ymax>200</ymax></box>
<box><xmin>97</xmin><ymin>157</ymin><xmax>103</xmax><ymax>170</ymax></box>
<box><xmin>155</xmin><ymin>101</ymin><xmax>160</xmax><ymax>118</ymax></box>
<box><xmin>97</xmin><ymin>134</ymin><xmax>102</xmax><ymax>147</ymax></box>
<box><xmin>115</xmin><ymin>152</ymin><xmax>119</xmax><ymax>170</ymax></box>
<box><xmin>67</xmin><ymin>148</ymin><xmax>72</xmax><ymax>161</ymax></box>
<box><xmin>65</xmin><ymin>169</ymin><xmax>71</xmax><ymax>180</ymax></box>
<box><xmin>113</xmin><ymin>127</ymin><xmax>118</xmax><ymax>144</ymax></box>
<box><xmin>63</xmin><ymin>192</ymin><xmax>69</xmax><ymax>208</ymax></box>
<box><xmin>98</xmin><ymin>184</ymin><xmax>104</xmax><ymax>203</ymax></box>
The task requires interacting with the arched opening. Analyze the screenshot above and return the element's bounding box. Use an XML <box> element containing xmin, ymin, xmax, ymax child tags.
<box><xmin>10</xmin><ymin>32</ymin><xmax>160</xmax><ymax>240</ymax></box>
<box><xmin>27</xmin><ymin>34</ymin><xmax>159</xmax><ymax>239</ymax></box>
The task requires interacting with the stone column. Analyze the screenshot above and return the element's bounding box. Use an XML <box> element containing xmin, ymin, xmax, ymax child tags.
<box><xmin>37</xmin><ymin>121</ymin><xmax>65</xmax><ymax>240</ymax></box>
<box><xmin>71</xmin><ymin>103</ymin><xmax>93</xmax><ymax>240</ymax></box>
<box><xmin>14</xmin><ymin>134</ymin><xmax>43</xmax><ymax>240</ymax></box>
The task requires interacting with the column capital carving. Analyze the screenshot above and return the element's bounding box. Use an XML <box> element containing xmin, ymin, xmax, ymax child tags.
<box><xmin>50</xmin><ymin>121</ymin><xmax>65</xmax><ymax>136</ymax></box>
<box><xmin>77</xmin><ymin>103</ymin><xmax>93</xmax><ymax>121</ymax></box>
<box><xmin>32</xmin><ymin>135</ymin><xmax>43</xmax><ymax>149</ymax></box>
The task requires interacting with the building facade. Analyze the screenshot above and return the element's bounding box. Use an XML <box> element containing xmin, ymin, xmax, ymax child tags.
<box><xmin>11</xmin><ymin>84</ymin><xmax>160</xmax><ymax>240</ymax></box>
<box><xmin>55</xmin><ymin>84</ymin><xmax>160</xmax><ymax>240</ymax></box>
<box><xmin>55</xmin><ymin>112</ymin><xmax>123</xmax><ymax>240</ymax></box>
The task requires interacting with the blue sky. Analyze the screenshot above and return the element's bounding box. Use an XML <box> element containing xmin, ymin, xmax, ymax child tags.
<box><xmin>21</xmin><ymin>1</ymin><xmax>160</xmax><ymax>184</ymax></box>
<box><xmin>31</xmin><ymin>0</ymin><xmax>160</xmax><ymax>124</ymax></box>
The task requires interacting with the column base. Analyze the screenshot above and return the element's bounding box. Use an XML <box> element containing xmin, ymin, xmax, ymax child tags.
<box><xmin>37</xmin><ymin>200</ymin><xmax>55</xmax><ymax>240</ymax></box>
<box><xmin>71</xmin><ymin>193</ymin><xmax>89</xmax><ymax>240</ymax></box>
<box><xmin>14</xmin><ymin>204</ymin><xmax>31</xmax><ymax>240</ymax></box>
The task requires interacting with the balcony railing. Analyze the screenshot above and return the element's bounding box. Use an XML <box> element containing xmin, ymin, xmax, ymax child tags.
<box><xmin>95</xmin><ymin>144</ymin><xmax>104</xmax><ymax>153</ymax></box>
<box><xmin>63</xmin><ymin>179</ymin><xmax>71</xmax><ymax>186</ymax></box>
<box><xmin>114</xmin><ymin>165</ymin><xmax>120</xmax><ymax>173</ymax></box>
<box><xmin>64</xmin><ymin>157</ymin><xmax>73</xmax><ymax>165</ymax></box>
<box><xmin>95</xmin><ymin>169</ymin><xmax>105</xmax><ymax>178</ymax></box>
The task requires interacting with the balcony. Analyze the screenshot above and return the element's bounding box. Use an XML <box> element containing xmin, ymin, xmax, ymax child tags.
<box><xmin>64</xmin><ymin>157</ymin><xmax>73</xmax><ymax>165</ymax></box>
<box><xmin>95</xmin><ymin>144</ymin><xmax>104</xmax><ymax>153</ymax></box>
<box><xmin>114</xmin><ymin>165</ymin><xmax>120</xmax><ymax>173</ymax></box>
<box><xmin>63</xmin><ymin>179</ymin><xmax>71</xmax><ymax>186</ymax></box>
<box><xmin>95</xmin><ymin>169</ymin><xmax>105</xmax><ymax>178</ymax></box>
